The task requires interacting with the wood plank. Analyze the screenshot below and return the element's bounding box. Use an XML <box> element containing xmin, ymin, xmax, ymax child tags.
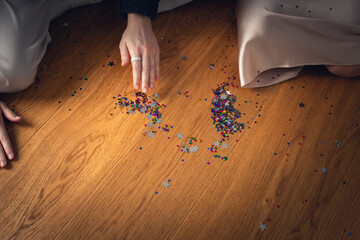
<box><xmin>172</xmin><ymin>70</ymin><xmax>360</xmax><ymax>239</ymax></box>
<box><xmin>54</xmin><ymin>1</ymin><xmax>278</xmax><ymax>239</ymax></box>
<box><xmin>0</xmin><ymin>0</ymin><xmax>246</xmax><ymax>239</ymax></box>
<box><xmin>1</xmin><ymin>0</ymin><xmax>359</xmax><ymax>239</ymax></box>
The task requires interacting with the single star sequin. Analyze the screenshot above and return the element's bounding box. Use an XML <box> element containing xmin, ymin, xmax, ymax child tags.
<box><xmin>108</xmin><ymin>61</ymin><xmax>115</xmax><ymax>67</ymax></box>
<box><xmin>146</xmin><ymin>114</ymin><xmax>152</xmax><ymax>120</ymax></box>
<box><xmin>148</xmin><ymin>132</ymin><xmax>155</xmax><ymax>138</ymax></box>
<box><xmin>209</xmin><ymin>63</ymin><xmax>215</xmax><ymax>69</ymax></box>
<box><xmin>154</xmin><ymin>93</ymin><xmax>160</xmax><ymax>98</ymax></box>
<box><xmin>214</xmin><ymin>141</ymin><xmax>220</xmax><ymax>147</ymax></box>
<box><xmin>335</xmin><ymin>140</ymin><xmax>341</xmax><ymax>148</ymax></box>
<box><xmin>299</xmin><ymin>102</ymin><xmax>305</xmax><ymax>108</ymax></box>
<box><xmin>189</xmin><ymin>145</ymin><xmax>199</xmax><ymax>153</ymax></box>
<box><xmin>220</xmin><ymin>93</ymin><xmax>227</xmax><ymax>100</ymax></box>
<box><xmin>176</xmin><ymin>133</ymin><xmax>184</xmax><ymax>139</ymax></box>
<box><xmin>320</xmin><ymin>166</ymin><xmax>328</xmax><ymax>173</ymax></box>
<box><xmin>147</xmin><ymin>122</ymin><xmax>154</xmax><ymax>128</ymax></box>
<box><xmin>162</xmin><ymin>181</ymin><xmax>171</xmax><ymax>188</ymax></box>
<box><xmin>221</xmin><ymin>143</ymin><xmax>228</xmax><ymax>149</ymax></box>
<box><xmin>155</xmin><ymin>118</ymin><xmax>162</xmax><ymax>124</ymax></box>
<box><xmin>259</xmin><ymin>223</ymin><xmax>267</xmax><ymax>231</ymax></box>
<box><xmin>226</xmin><ymin>90</ymin><xmax>231</xmax><ymax>95</ymax></box>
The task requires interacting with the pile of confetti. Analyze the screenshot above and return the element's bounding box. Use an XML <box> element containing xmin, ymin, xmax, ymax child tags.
<box><xmin>211</xmin><ymin>82</ymin><xmax>245</xmax><ymax>139</ymax></box>
<box><xmin>116</xmin><ymin>92</ymin><xmax>164</xmax><ymax>123</ymax></box>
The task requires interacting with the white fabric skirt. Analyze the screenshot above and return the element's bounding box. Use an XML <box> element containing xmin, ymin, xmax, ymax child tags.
<box><xmin>236</xmin><ymin>0</ymin><xmax>360</xmax><ymax>87</ymax></box>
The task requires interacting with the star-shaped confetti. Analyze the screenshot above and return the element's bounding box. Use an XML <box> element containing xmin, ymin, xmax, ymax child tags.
<box><xmin>220</xmin><ymin>93</ymin><xmax>227</xmax><ymax>100</ymax></box>
<box><xmin>320</xmin><ymin>166</ymin><xmax>328</xmax><ymax>173</ymax></box>
<box><xmin>209</xmin><ymin>63</ymin><xmax>215</xmax><ymax>69</ymax></box>
<box><xmin>162</xmin><ymin>181</ymin><xmax>171</xmax><ymax>188</ymax></box>
<box><xmin>214</xmin><ymin>141</ymin><xmax>220</xmax><ymax>147</ymax></box>
<box><xmin>147</xmin><ymin>122</ymin><xmax>154</xmax><ymax>128</ymax></box>
<box><xmin>259</xmin><ymin>223</ymin><xmax>267</xmax><ymax>231</ymax></box>
<box><xmin>108</xmin><ymin>61</ymin><xmax>115</xmax><ymax>67</ymax></box>
<box><xmin>128</xmin><ymin>109</ymin><xmax>135</xmax><ymax>115</ymax></box>
<box><xmin>335</xmin><ymin>140</ymin><xmax>341</xmax><ymax>148</ymax></box>
<box><xmin>176</xmin><ymin>133</ymin><xmax>184</xmax><ymax>139</ymax></box>
<box><xmin>155</xmin><ymin>118</ymin><xmax>162</xmax><ymax>124</ymax></box>
<box><xmin>146</xmin><ymin>114</ymin><xmax>152</xmax><ymax>120</ymax></box>
<box><xmin>299</xmin><ymin>102</ymin><xmax>305</xmax><ymax>108</ymax></box>
<box><xmin>148</xmin><ymin>132</ymin><xmax>155</xmax><ymax>138</ymax></box>
<box><xmin>221</xmin><ymin>143</ymin><xmax>228</xmax><ymax>149</ymax></box>
<box><xmin>226</xmin><ymin>90</ymin><xmax>231</xmax><ymax>95</ymax></box>
<box><xmin>154</xmin><ymin>93</ymin><xmax>159</xmax><ymax>98</ymax></box>
<box><xmin>189</xmin><ymin>145</ymin><xmax>199</xmax><ymax>153</ymax></box>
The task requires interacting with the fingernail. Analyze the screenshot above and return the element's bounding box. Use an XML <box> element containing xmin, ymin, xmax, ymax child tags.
<box><xmin>143</xmin><ymin>88</ymin><xmax>148</xmax><ymax>93</ymax></box>
<box><xmin>8</xmin><ymin>153</ymin><xmax>14</xmax><ymax>160</ymax></box>
<box><xmin>0</xmin><ymin>161</ymin><xmax>6</xmax><ymax>168</ymax></box>
<box><xmin>150</xmin><ymin>83</ymin><xmax>154</xmax><ymax>88</ymax></box>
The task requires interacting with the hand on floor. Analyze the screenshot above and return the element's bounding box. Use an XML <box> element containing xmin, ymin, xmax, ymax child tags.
<box><xmin>0</xmin><ymin>101</ymin><xmax>22</xmax><ymax>168</ymax></box>
<box><xmin>119</xmin><ymin>13</ymin><xmax>160</xmax><ymax>94</ymax></box>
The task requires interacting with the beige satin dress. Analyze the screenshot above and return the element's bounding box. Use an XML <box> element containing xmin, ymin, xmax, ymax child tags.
<box><xmin>235</xmin><ymin>0</ymin><xmax>360</xmax><ymax>87</ymax></box>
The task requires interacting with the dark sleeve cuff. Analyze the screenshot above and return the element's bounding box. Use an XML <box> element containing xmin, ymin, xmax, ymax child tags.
<box><xmin>119</xmin><ymin>0</ymin><xmax>160</xmax><ymax>20</ymax></box>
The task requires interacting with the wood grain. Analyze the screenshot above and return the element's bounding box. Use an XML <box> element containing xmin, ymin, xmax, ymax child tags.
<box><xmin>0</xmin><ymin>0</ymin><xmax>359</xmax><ymax>239</ymax></box>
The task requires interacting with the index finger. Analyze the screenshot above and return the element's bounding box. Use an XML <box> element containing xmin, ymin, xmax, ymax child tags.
<box><xmin>0</xmin><ymin>116</ymin><xmax>14</xmax><ymax>161</ymax></box>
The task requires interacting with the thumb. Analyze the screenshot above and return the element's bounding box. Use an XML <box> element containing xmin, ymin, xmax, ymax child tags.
<box><xmin>119</xmin><ymin>41</ymin><xmax>130</xmax><ymax>67</ymax></box>
<box><xmin>0</xmin><ymin>102</ymin><xmax>22</xmax><ymax>122</ymax></box>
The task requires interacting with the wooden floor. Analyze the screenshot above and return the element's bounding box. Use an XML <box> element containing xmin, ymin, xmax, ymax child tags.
<box><xmin>1</xmin><ymin>0</ymin><xmax>359</xmax><ymax>239</ymax></box>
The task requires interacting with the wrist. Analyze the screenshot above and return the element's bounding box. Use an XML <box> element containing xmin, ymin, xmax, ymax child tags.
<box><xmin>127</xmin><ymin>13</ymin><xmax>151</xmax><ymax>28</ymax></box>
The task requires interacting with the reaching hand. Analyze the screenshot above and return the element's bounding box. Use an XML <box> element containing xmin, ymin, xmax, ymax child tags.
<box><xmin>119</xmin><ymin>13</ymin><xmax>160</xmax><ymax>93</ymax></box>
<box><xmin>0</xmin><ymin>101</ymin><xmax>22</xmax><ymax>168</ymax></box>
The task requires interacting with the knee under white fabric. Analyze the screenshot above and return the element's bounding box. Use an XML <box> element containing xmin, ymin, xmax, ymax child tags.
<box><xmin>0</xmin><ymin>0</ymin><xmax>51</xmax><ymax>93</ymax></box>
<box><xmin>236</xmin><ymin>0</ymin><xmax>360</xmax><ymax>87</ymax></box>
<box><xmin>0</xmin><ymin>0</ymin><xmax>101</xmax><ymax>93</ymax></box>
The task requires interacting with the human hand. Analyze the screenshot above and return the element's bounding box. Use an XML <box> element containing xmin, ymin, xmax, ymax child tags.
<box><xmin>119</xmin><ymin>13</ymin><xmax>160</xmax><ymax>93</ymax></box>
<box><xmin>0</xmin><ymin>101</ymin><xmax>22</xmax><ymax>168</ymax></box>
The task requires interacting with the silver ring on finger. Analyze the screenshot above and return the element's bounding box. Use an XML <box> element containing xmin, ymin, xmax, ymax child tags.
<box><xmin>131</xmin><ymin>56</ymin><xmax>142</xmax><ymax>63</ymax></box>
